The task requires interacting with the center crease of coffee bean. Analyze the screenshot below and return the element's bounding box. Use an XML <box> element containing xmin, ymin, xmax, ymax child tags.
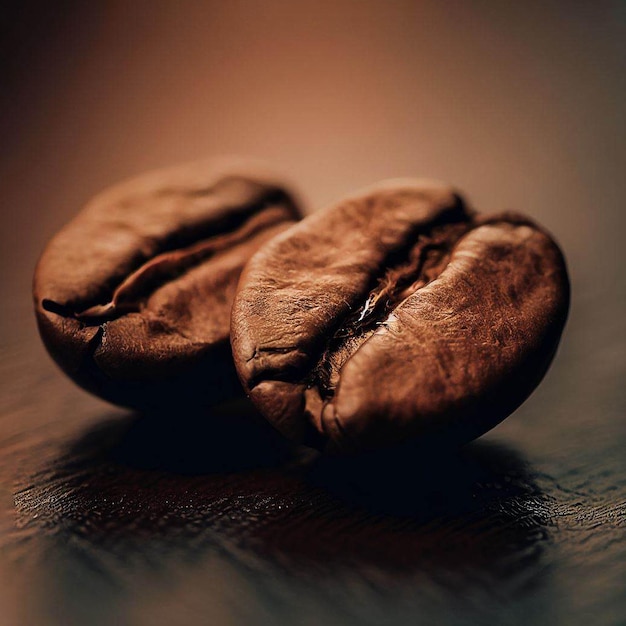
<box><xmin>305</xmin><ymin>219</ymin><xmax>474</xmax><ymax>406</ymax></box>
<box><xmin>42</xmin><ymin>198</ymin><xmax>292</xmax><ymax>326</ymax></box>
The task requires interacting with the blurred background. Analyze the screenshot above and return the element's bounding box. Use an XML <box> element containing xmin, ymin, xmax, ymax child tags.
<box><xmin>2</xmin><ymin>0</ymin><xmax>624</xmax><ymax>318</ymax></box>
<box><xmin>1</xmin><ymin>2</ymin><xmax>624</xmax><ymax>625</ymax></box>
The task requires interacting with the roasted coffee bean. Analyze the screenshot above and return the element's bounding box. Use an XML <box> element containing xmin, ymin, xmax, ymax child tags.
<box><xmin>231</xmin><ymin>179</ymin><xmax>570</xmax><ymax>453</ymax></box>
<box><xmin>33</xmin><ymin>161</ymin><xmax>303</xmax><ymax>410</ymax></box>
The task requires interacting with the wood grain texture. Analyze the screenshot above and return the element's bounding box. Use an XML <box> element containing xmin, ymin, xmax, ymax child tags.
<box><xmin>0</xmin><ymin>296</ymin><xmax>624</xmax><ymax>625</ymax></box>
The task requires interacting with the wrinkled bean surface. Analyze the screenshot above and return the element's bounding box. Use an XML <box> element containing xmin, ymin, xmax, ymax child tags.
<box><xmin>33</xmin><ymin>161</ymin><xmax>302</xmax><ymax>410</ymax></box>
<box><xmin>231</xmin><ymin>180</ymin><xmax>570</xmax><ymax>452</ymax></box>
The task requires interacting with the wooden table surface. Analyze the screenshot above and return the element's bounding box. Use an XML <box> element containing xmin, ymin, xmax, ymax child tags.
<box><xmin>1</xmin><ymin>3</ymin><xmax>624</xmax><ymax>625</ymax></box>
<box><xmin>1</xmin><ymin>293</ymin><xmax>624</xmax><ymax>626</ymax></box>
<box><xmin>1</xmin><ymin>263</ymin><xmax>625</xmax><ymax>626</ymax></box>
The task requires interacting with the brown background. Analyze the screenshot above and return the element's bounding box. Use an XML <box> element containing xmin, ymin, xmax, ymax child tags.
<box><xmin>1</xmin><ymin>2</ymin><xmax>624</xmax><ymax>625</ymax></box>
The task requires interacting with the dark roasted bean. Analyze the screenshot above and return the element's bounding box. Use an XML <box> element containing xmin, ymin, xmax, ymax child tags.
<box><xmin>33</xmin><ymin>160</ymin><xmax>303</xmax><ymax>410</ymax></box>
<box><xmin>231</xmin><ymin>180</ymin><xmax>570</xmax><ymax>453</ymax></box>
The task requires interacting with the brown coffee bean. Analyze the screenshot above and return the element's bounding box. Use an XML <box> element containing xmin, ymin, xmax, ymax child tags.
<box><xmin>33</xmin><ymin>160</ymin><xmax>303</xmax><ymax>410</ymax></box>
<box><xmin>231</xmin><ymin>179</ymin><xmax>570</xmax><ymax>453</ymax></box>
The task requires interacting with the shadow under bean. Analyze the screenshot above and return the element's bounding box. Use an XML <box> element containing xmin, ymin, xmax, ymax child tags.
<box><xmin>16</xmin><ymin>404</ymin><xmax>553</xmax><ymax>583</ymax></box>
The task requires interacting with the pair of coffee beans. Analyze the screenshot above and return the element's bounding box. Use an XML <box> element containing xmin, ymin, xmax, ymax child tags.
<box><xmin>34</xmin><ymin>161</ymin><xmax>570</xmax><ymax>453</ymax></box>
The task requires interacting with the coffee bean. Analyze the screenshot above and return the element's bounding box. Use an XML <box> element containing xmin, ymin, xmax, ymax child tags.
<box><xmin>231</xmin><ymin>180</ymin><xmax>570</xmax><ymax>453</ymax></box>
<box><xmin>33</xmin><ymin>160</ymin><xmax>303</xmax><ymax>410</ymax></box>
